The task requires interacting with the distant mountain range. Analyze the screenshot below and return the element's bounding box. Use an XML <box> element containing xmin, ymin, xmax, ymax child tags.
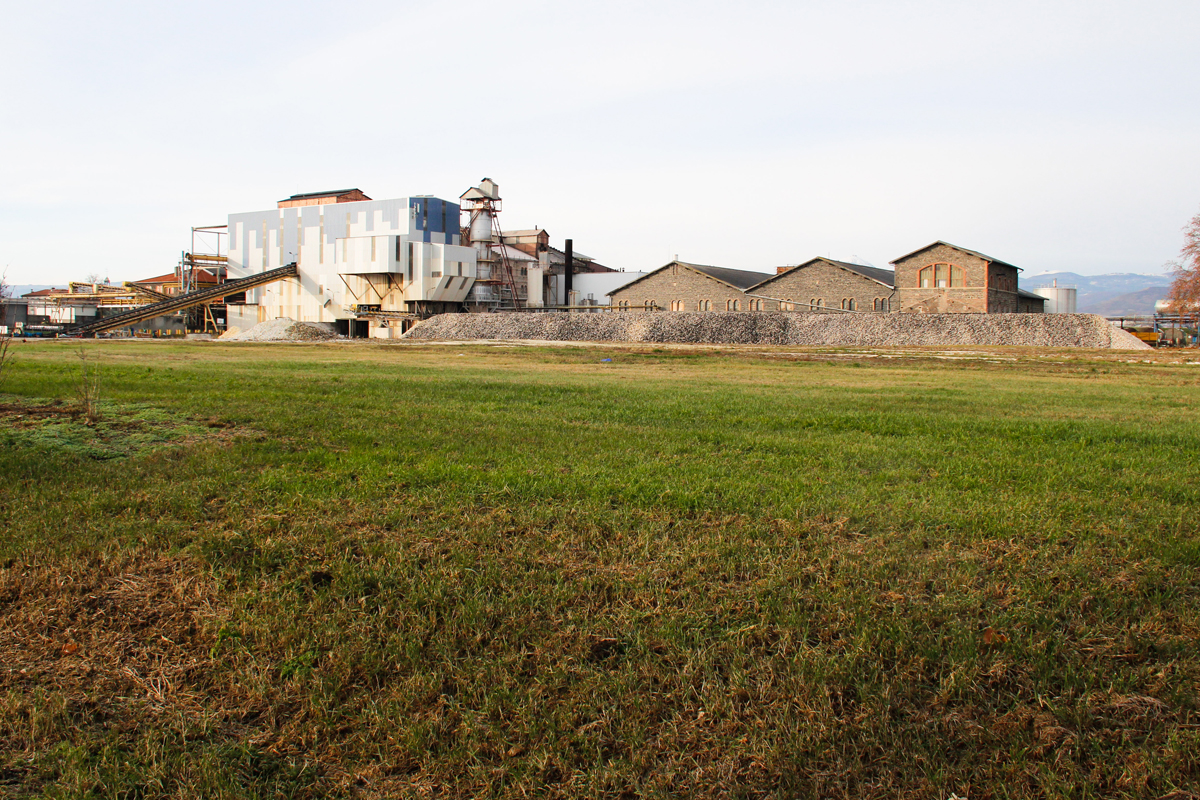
<box><xmin>1020</xmin><ymin>272</ymin><xmax>1172</xmax><ymax>316</ymax></box>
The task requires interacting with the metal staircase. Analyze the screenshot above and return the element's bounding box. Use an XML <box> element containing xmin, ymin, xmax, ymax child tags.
<box><xmin>69</xmin><ymin>263</ymin><xmax>299</xmax><ymax>336</ymax></box>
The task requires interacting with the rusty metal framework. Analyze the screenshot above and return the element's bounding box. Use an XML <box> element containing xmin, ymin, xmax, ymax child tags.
<box><xmin>462</xmin><ymin>197</ymin><xmax>522</xmax><ymax>310</ymax></box>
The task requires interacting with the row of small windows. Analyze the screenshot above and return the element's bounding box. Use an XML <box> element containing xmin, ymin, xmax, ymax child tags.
<box><xmin>618</xmin><ymin>297</ymin><xmax>890</xmax><ymax>311</ymax></box>
<box><xmin>919</xmin><ymin>263</ymin><xmax>965</xmax><ymax>288</ymax></box>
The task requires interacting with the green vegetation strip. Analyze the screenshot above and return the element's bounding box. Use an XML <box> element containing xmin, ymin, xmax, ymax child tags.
<box><xmin>0</xmin><ymin>341</ymin><xmax>1198</xmax><ymax>799</ymax></box>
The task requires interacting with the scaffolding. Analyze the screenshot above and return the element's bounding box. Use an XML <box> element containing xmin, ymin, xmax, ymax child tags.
<box><xmin>178</xmin><ymin>225</ymin><xmax>229</xmax><ymax>332</ymax></box>
<box><xmin>460</xmin><ymin>179</ymin><xmax>522</xmax><ymax>311</ymax></box>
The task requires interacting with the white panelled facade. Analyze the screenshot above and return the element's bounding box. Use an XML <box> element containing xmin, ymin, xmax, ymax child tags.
<box><xmin>226</xmin><ymin>196</ymin><xmax>476</xmax><ymax>329</ymax></box>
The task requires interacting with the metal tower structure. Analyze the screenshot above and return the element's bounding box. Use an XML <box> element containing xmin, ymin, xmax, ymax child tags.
<box><xmin>460</xmin><ymin>178</ymin><xmax>521</xmax><ymax>309</ymax></box>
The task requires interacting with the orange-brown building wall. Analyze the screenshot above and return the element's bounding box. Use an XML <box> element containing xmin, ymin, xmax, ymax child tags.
<box><xmin>277</xmin><ymin>190</ymin><xmax>371</xmax><ymax>209</ymax></box>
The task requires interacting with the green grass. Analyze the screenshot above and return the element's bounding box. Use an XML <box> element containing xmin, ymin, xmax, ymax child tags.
<box><xmin>1</xmin><ymin>340</ymin><xmax>1199</xmax><ymax>798</ymax></box>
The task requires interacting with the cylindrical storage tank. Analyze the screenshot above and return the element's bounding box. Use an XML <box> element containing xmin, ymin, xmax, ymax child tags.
<box><xmin>1034</xmin><ymin>285</ymin><xmax>1077</xmax><ymax>313</ymax></box>
<box><xmin>469</xmin><ymin>209</ymin><xmax>492</xmax><ymax>247</ymax></box>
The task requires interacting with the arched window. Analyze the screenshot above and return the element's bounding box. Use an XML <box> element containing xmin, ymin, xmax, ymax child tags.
<box><xmin>748</xmin><ymin>299</ymin><xmax>762</xmax><ymax>311</ymax></box>
<box><xmin>618</xmin><ymin>299</ymin><xmax>629</xmax><ymax>311</ymax></box>
<box><xmin>670</xmin><ymin>299</ymin><xmax>684</xmax><ymax>311</ymax></box>
<box><xmin>920</xmin><ymin>263</ymin><xmax>964</xmax><ymax>288</ymax></box>
<box><xmin>726</xmin><ymin>299</ymin><xmax>741</xmax><ymax>311</ymax></box>
<box><xmin>841</xmin><ymin>298</ymin><xmax>856</xmax><ymax>311</ymax></box>
<box><xmin>781</xmin><ymin>299</ymin><xmax>795</xmax><ymax>311</ymax></box>
<box><xmin>697</xmin><ymin>299</ymin><xmax>711</xmax><ymax>311</ymax></box>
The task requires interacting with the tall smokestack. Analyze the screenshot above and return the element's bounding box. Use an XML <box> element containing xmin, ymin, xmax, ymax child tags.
<box><xmin>564</xmin><ymin>239</ymin><xmax>573</xmax><ymax>310</ymax></box>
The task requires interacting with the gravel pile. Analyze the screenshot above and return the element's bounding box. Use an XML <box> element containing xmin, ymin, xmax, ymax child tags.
<box><xmin>219</xmin><ymin>318</ymin><xmax>343</xmax><ymax>342</ymax></box>
<box><xmin>405</xmin><ymin>312</ymin><xmax>1151</xmax><ymax>350</ymax></box>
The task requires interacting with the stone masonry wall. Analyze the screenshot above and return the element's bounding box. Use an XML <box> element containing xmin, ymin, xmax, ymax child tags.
<box><xmin>752</xmin><ymin>261</ymin><xmax>895</xmax><ymax>312</ymax></box>
<box><xmin>894</xmin><ymin>244</ymin><xmax>991</xmax><ymax>313</ymax></box>
<box><xmin>609</xmin><ymin>264</ymin><xmax>750</xmax><ymax>312</ymax></box>
<box><xmin>987</xmin><ymin>264</ymin><xmax>1020</xmax><ymax>312</ymax></box>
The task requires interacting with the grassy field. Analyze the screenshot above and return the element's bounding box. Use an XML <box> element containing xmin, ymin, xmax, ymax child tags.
<box><xmin>1</xmin><ymin>340</ymin><xmax>1198</xmax><ymax>799</ymax></box>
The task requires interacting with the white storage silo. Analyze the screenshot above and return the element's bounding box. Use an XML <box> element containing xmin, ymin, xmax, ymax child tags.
<box><xmin>1034</xmin><ymin>280</ymin><xmax>1077</xmax><ymax>313</ymax></box>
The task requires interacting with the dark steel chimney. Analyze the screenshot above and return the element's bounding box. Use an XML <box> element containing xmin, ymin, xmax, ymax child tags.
<box><xmin>563</xmin><ymin>238</ymin><xmax>573</xmax><ymax>309</ymax></box>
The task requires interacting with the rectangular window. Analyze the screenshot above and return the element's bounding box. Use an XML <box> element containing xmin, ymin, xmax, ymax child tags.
<box><xmin>407</xmin><ymin>242</ymin><xmax>414</xmax><ymax>282</ymax></box>
<box><xmin>935</xmin><ymin>263</ymin><xmax>947</xmax><ymax>288</ymax></box>
<box><xmin>261</xmin><ymin>221</ymin><xmax>268</xmax><ymax>267</ymax></box>
<box><xmin>371</xmin><ymin>237</ymin><xmax>377</xmax><ymax>261</ymax></box>
<box><xmin>431</xmin><ymin>271</ymin><xmax>442</xmax><ymax>279</ymax></box>
<box><xmin>319</xmin><ymin>218</ymin><xmax>325</xmax><ymax>262</ymax></box>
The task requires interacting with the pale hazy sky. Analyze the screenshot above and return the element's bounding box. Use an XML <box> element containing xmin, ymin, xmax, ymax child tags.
<box><xmin>3</xmin><ymin>0</ymin><xmax>1198</xmax><ymax>284</ymax></box>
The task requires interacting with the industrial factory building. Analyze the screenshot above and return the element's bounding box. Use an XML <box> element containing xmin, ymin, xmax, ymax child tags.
<box><xmin>20</xmin><ymin>188</ymin><xmax>1064</xmax><ymax>340</ymax></box>
<box><xmin>218</xmin><ymin>179</ymin><xmax>624</xmax><ymax>336</ymax></box>
<box><xmin>225</xmin><ymin>188</ymin><xmax>478</xmax><ymax>337</ymax></box>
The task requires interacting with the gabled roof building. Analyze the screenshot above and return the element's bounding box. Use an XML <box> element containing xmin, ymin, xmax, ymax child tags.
<box><xmin>748</xmin><ymin>258</ymin><xmax>897</xmax><ymax>312</ymax></box>
<box><xmin>607</xmin><ymin>260</ymin><xmax>773</xmax><ymax>311</ymax></box>
<box><xmin>891</xmin><ymin>241</ymin><xmax>1044</xmax><ymax>313</ymax></box>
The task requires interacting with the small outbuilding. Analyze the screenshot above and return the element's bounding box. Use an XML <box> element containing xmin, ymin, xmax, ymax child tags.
<box><xmin>748</xmin><ymin>258</ymin><xmax>896</xmax><ymax>312</ymax></box>
<box><xmin>607</xmin><ymin>260</ymin><xmax>773</xmax><ymax>312</ymax></box>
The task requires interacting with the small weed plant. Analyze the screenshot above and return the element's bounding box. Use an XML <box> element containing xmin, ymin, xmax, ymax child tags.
<box><xmin>74</xmin><ymin>345</ymin><xmax>101</xmax><ymax>423</ymax></box>
<box><xmin>0</xmin><ymin>271</ymin><xmax>13</xmax><ymax>391</ymax></box>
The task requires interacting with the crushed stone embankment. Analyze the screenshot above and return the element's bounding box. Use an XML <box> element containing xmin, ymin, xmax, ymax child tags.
<box><xmin>403</xmin><ymin>311</ymin><xmax>1150</xmax><ymax>350</ymax></box>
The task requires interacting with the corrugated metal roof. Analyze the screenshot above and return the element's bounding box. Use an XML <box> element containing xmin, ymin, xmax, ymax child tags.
<box><xmin>546</xmin><ymin>245</ymin><xmax>594</xmax><ymax>262</ymax></box>
<box><xmin>493</xmin><ymin>244</ymin><xmax>538</xmax><ymax>262</ymax></box>
<box><xmin>890</xmin><ymin>240</ymin><xmax>1017</xmax><ymax>270</ymax></box>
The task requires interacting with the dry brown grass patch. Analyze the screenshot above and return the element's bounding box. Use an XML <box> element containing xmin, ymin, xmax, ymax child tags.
<box><xmin>0</xmin><ymin>555</ymin><xmax>224</xmax><ymax>735</ymax></box>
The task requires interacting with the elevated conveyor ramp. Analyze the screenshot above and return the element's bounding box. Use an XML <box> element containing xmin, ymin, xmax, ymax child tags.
<box><xmin>70</xmin><ymin>264</ymin><xmax>299</xmax><ymax>336</ymax></box>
